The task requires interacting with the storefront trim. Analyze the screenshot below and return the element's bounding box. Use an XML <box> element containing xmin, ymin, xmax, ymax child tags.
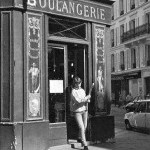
<box><xmin>26</xmin><ymin>0</ymin><xmax>111</xmax><ymax>25</ymax></box>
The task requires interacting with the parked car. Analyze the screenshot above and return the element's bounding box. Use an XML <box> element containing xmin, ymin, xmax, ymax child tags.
<box><xmin>124</xmin><ymin>100</ymin><xmax>150</xmax><ymax>134</ymax></box>
<box><xmin>125</xmin><ymin>96</ymin><xmax>142</xmax><ymax>112</ymax></box>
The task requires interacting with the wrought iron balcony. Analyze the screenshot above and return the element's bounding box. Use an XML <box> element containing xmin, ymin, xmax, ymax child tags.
<box><xmin>121</xmin><ymin>23</ymin><xmax>150</xmax><ymax>43</ymax></box>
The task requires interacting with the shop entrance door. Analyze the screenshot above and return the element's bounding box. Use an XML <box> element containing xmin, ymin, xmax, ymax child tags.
<box><xmin>48</xmin><ymin>44</ymin><xmax>68</xmax><ymax>146</ymax></box>
<box><xmin>48</xmin><ymin>43</ymin><xmax>88</xmax><ymax>145</ymax></box>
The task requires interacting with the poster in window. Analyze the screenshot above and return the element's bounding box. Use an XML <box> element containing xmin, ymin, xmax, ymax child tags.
<box><xmin>26</xmin><ymin>13</ymin><xmax>43</xmax><ymax>120</ymax></box>
<box><xmin>93</xmin><ymin>24</ymin><xmax>105</xmax><ymax>112</ymax></box>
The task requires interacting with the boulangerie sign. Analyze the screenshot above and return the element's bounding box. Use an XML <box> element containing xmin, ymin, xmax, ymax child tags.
<box><xmin>27</xmin><ymin>0</ymin><xmax>111</xmax><ymax>24</ymax></box>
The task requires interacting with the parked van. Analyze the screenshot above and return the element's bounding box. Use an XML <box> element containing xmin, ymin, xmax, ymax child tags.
<box><xmin>124</xmin><ymin>100</ymin><xmax>150</xmax><ymax>134</ymax></box>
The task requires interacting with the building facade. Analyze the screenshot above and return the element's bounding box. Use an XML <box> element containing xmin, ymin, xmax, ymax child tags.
<box><xmin>111</xmin><ymin>0</ymin><xmax>150</xmax><ymax>104</ymax></box>
<box><xmin>0</xmin><ymin>0</ymin><xmax>114</xmax><ymax>149</ymax></box>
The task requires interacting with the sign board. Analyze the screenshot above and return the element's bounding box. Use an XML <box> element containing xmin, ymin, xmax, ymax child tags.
<box><xmin>27</xmin><ymin>0</ymin><xmax>111</xmax><ymax>24</ymax></box>
<box><xmin>49</xmin><ymin>80</ymin><xmax>64</xmax><ymax>93</ymax></box>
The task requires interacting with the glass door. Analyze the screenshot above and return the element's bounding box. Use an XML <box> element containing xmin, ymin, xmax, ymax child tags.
<box><xmin>48</xmin><ymin>44</ymin><xmax>67</xmax><ymax>123</ymax></box>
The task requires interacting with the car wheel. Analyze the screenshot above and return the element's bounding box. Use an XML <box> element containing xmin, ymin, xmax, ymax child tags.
<box><xmin>125</xmin><ymin>120</ymin><xmax>132</xmax><ymax>130</ymax></box>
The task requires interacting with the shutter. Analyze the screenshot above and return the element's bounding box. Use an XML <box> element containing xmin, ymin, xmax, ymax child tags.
<box><xmin>142</xmin><ymin>14</ymin><xmax>146</xmax><ymax>24</ymax></box>
<box><xmin>127</xmin><ymin>49</ymin><xmax>131</xmax><ymax>69</ymax></box>
<box><xmin>135</xmin><ymin>0</ymin><xmax>139</xmax><ymax>8</ymax></box>
<box><xmin>117</xmin><ymin>27</ymin><xmax>120</xmax><ymax>44</ymax></box>
<box><xmin>140</xmin><ymin>45</ymin><xmax>145</xmax><ymax>67</ymax></box>
<box><xmin>114</xmin><ymin>53</ymin><xmax>117</xmax><ymax>71</ymax></box>
<box><xmin>127</xmin><ymin>0</ymin><xmax>131</xmax><ymax>12</ymax></box>
<box><xmin>124</xmin><ymin>0</ymin><xmax>126</xmax><ymax>13</ymax></box>
<box><xmin>136</xmin><ymin>46</ymin><xmax>139</xmax><ymax>68</ymax></box>
<box><xmin>116</xmin><ymin>28</ymin><xmax>117</xmax><ymax>46</ymax></box>
<box><xmin>145</xmin><ymin>45</ymin><xmax>148</xmax><ymax>64</ymax></box>
<box><xmin>135</xmin><ymin>18</ymin><xmax>138</xmax><ymax>28</ymax></box>
<box><xmin>114</xmin><ymin>28</ymin><xmax>116</xmax><ymax>46</ymax></box>
<box><xmin>118</xmin><ymin>52</ymin><xmax>120</xmax><ymax>71</ymax></box>
<box><xmin>124</xmin><ymin>50</ymin><xmax>128</xmax><ymax>70</ymax></box>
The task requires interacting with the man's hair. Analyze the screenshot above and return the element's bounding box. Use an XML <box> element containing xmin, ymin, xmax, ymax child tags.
<box><xmin>72</xmin><ymin>76</ymin><xmax>82</xmax><ymax>88</ymax></box>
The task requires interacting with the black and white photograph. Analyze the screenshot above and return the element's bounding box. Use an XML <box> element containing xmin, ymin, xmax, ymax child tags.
<box><xmin>0</xmin><ymin>0</ymin><xmax>150</xmax><ymax>150</ymax></box>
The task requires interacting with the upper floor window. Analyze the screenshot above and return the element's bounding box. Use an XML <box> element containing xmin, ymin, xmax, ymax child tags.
<box><xmin>131</xmin><ymin>48</ymin><xmax>136</xmax><ymax>69</ymax></box>
<box><xmin>120</xmin><ymin>51</ymin><xmax>125</xmax><ymax>70</ymax></box>
<box><xmin>111</xmin><ymin>54</ymin><xmax>115</xmax><ymax>72</ymax></box>
<box><xmin>48</xmin><ymin>15</ymin><xmax>87</xmax><ymax>40</ymax></box>
<box><xmin>129</xmin><ymin>19</ymin><xmax>135</xmax><ymax>30</ymax></box>
<box><xmin>120</xmin><ymin>0</ymin><xmax>124</xmax><ymax>15</ymax></box>
<box><xmin>145</xmin><ymin>45</ymin><xmax>150</xmax><ymax>66</ymax></box>
<box><xmin>145</xmin><ymin>13</ymin><xmax>150</xmax><ymax>24</ymax></box>
<box><xmin>111</xmin><ymin>29</ymin><xmax>114</xmax><ymax>47</ymax></box>
<box><xmin>120</xmin><ymin>24</ymin><xmax>124</xmax><ymax>43</ymax></box>
<box><xmin>130</xmin><ymin>0</ymin><xmax>135</xmax><ymax>10</ymax></box>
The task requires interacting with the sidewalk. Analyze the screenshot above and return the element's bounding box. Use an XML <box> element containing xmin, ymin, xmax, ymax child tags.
<box><xmin>49</xmin><ymin>128</ymin><xmax>150</xmax><ymax>150</ymax></box>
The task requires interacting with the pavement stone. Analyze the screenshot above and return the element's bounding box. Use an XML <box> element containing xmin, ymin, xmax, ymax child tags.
<box><xmin>49</xmin><ymin>127</ymin><xmax>150</xmax><ymax>150</ymax></box>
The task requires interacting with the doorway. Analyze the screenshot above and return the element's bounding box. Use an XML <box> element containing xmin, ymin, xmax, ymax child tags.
<box><xmin>48</xmin><ymin>43</ymin><xmax>88</xmax><ymax>145</ymax></box>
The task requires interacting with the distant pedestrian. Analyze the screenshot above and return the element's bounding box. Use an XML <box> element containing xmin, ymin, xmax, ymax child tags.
<box><xmin>126</xmin><ymin>93</ymin><xmax>133</xmax><ymax>104</ymax></box>
<box><xmin>118</xmin><ymin>93</ymin><xmax>123</xmax><ymax>107</ymax></box>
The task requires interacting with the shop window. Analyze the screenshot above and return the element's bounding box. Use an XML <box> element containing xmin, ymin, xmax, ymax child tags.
<box><xmin>145</xmin><ymin>45</ymin><xmax>150</xmax><ymax>66</ymax></box>
<box><xmin>111</xmin><ymin>29</ymin><xmax>114</xmax><ymax>47</ymax></box>
<box><xmin>120</xmin><ymin>0</ymin><xmax>124</xmax><ymax>16</ymax></box>
<box><xmin>48</xmin><ymin>15</ymin><xmax>87</xmax><ymax>40</ymax></box>
<box><xmin>120</xmin><ymin>24</ymin><xmax>124</xmax><ymax>43</ymax></box>
<box><xmin>130</xmin><ymin>0</ymin><xmax>135</xmax><ymax>10</ymax></box>
<box><xmin>120</xmin><ymin>51</ymin><xmax>125</xmax><ymax>70</ymax></box>
<box><xmin>131</xmin><ymin>48</ymin><xmax>136</xmax><ymax>69</ymax></box>
<box><xmin>111</xmin><ymin>54</ymin><xmax>115</xmax><ymax>72</ymax></box>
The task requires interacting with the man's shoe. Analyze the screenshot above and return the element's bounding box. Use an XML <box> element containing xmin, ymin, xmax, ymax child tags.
<box><xmin>84</xmin><ymin>146</ymin><xmax>89</xmax><ymax>150</ymax></box>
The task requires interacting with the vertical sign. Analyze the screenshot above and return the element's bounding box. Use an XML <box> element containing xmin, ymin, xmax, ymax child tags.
<box><xmin>93</xmin><ymin>24</ymin><xmax>105</xmax><ymax>112</ymax></box>
<box><xmin>26</xmin><ymin>13</ymin><xmax>43</xmax><ymax>120</ymax></box>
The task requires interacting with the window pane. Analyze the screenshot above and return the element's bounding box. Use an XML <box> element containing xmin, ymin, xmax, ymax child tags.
<box><xmin>49</xmin><ymin>15</ymin><xmax>87</xmax><ymax>40</ymax></box>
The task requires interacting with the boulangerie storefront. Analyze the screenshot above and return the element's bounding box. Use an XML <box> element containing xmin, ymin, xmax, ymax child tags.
<box><xmin>0</xmin><ymin>0</ymin><xmax>114</xmax><ymax>149</ymax></box>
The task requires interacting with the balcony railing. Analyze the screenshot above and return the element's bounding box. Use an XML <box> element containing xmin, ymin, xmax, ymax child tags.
<box><xmin>121</xmin><ymin>23</ymin><xmax>150</xmax><ymax>43</ymax></box>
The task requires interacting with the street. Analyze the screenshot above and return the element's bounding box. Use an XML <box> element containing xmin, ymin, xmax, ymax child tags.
<box><xmin>50</xmin><ymin>105</ymin><xmax>150</xmax><ymax>150</ymax></box>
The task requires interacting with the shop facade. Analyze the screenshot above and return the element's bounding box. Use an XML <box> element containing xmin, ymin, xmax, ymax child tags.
<box><xmin>0</xmin><ymin>0</ymin><xmax>114</xmax><ymax>149</ymax></box>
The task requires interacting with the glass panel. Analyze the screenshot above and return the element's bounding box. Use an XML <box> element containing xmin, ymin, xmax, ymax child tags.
<box><xmin>48</xmin><ymin>46</ymin><xmax>66</xmax><ymax>123</ymax></box>
<box><xmin>48</xmin><ymin>15</ymin><xmax>86</xmax><ymax>40</ymax></box>
<box><xmin>67</xmin><ymin>44</ymin><xmax>88</xmax><ymax>116</ymax></box>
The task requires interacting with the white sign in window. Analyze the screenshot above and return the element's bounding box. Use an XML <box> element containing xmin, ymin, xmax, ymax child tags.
<box><xmin>49</xmin><ymin>80</ymin><xmax>63</xmax><ymax>93</ymax></box>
